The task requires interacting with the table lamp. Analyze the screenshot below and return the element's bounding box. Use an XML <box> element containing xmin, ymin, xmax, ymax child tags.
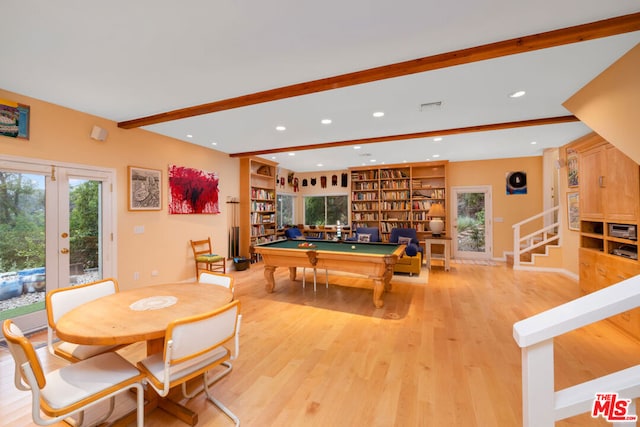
<box><xmin>428</xmin><ymin>203</ymin><xmax>445</xmax><ymax>237</ymax></box>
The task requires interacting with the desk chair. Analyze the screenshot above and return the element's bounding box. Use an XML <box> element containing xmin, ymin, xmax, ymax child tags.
<box><xmin>46</xmin><ymin>278</ymin><xmax>126</xmax><ymax>362</ymax></box>
<box><xmin>137</xmin><ymin>300</ymin><xmax>242</xmax><ymax>427</ymax></box>
<box><xmin>198</xmin><ymin>270</ymin><xmax>235</xmax><ymax>297</ymax></box>
<box><xmin>3</xmin><ymin>319</ymin><xmax>145</xmax><ymax>427</ymax></box>
<box><xmin>191</xmin><ymin>237</ymin><xmax>226</xmax><ymax>276</ymax></box>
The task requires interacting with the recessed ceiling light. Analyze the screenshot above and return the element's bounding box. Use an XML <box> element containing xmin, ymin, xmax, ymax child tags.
<box><xmin>509</xmin><ymin>90</ymin><xmax>526</xmax><ymax>98</ymax></box>
<box><xmin>186</xmin><ymin>134</ymin><xmax>193</xmax><ymax>138</ymax></box>
<box><xmin>432</xmin><ymin>154</ymin><xmax>440</xmax><ymax>158</ymax></box>
<box><xmin>288</xmin><ymin>152</ymin><xmax>295</xmax><ymax>156</ymax></box>
<box><xmin>433</xmin><ymin>137</ymin><xmax>443</xmax><ymax>142</ymax></box>
<box><xmin>317</xmin><ymin>163</ymin><xmax>323</xmax><ymax>167</ymax></box>
<box><xmin>321</xmin><ymin>119</ymin><xmax>332</xmax><ymax>125</ymax></box>
<box><xmin>370</xmin><ymin>159</ymin><xmax>377</xmax><ymax>163</ymax></box>
<box><xmin>211</xmin><ymin>142</ymin><xmax>217</xmax><ymax>146</ymax></box>
<box><xmin>531</xmin><ymin>141</ymin><xmax>537</xmax><ymax>145</ymax></box>
<box><xmin>271</xmin><ymin>156</ymin><xmax>277</xmax><ymax>160</ymax></box>
<box><xmin>276</xmin><ymin>125</ymin><xmax>286</xmax><ymax>131</ymax></box>
<box><xmin>372</xmin><ymin>111</ymin><xmax>385</xmax><ymax>118</ymax></box>
<box><xmin>353</xmin><ymin>146</ymin><xmax>361</xmax><ymax>150</ymax></box>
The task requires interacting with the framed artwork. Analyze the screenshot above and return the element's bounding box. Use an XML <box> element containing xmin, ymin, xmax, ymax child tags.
<box><xmin>128</xmin><ymin>166</ymin><xmax>162</xmax><ymax>211</ymax></box>
<box><xmin>567</xmin><ymin>192</ymin><xmax>579</xmax><ymax>231</ymax></box>
<box><xmin>506</xmin><ymin>171</ymin><xmax>527</xmax><ymax>195</ymax></box>
<box><xmin>0</xmin><ymin>98</ymin><xmax>30</xmax><ymax>140</ymax></box>
<box><xmin>168</xmin><ymin>165</ymin><xmax>220</xmax><ymax>214</ymax></box>
<box><xmin>567</xmin><ymin>148</ymin><xmax>578</xmax><ymax>187</ymax></box>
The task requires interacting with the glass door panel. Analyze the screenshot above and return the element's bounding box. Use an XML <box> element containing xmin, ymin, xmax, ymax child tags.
<box><xmin>68</xmin><ymin>178</ymin><xmax>103</xmax><ymax>284</ymax></box>
<box><xmin>0</xmin><ymin>171</ymin><xmax>47</xmax><ymax>325</ymax></box>
<box><xmin>452</xmin><ymin>186</ymin><xmax>492</xmax><ymax>260</ymax></box>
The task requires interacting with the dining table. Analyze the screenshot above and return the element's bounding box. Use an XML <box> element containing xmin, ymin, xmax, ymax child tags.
<box><xmin>55</xmin><ymin>282</ymin><xmax>233</xmax><ymax>426</ymax></box>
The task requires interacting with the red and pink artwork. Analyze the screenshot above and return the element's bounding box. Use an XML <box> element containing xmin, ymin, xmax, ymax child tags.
<box><xmin>168</xmin><ymin>165</ymin><xmax>220</xmax><ymax>214</ymax></box>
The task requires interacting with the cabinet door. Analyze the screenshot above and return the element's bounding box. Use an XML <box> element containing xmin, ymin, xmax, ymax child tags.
<box><xmin>605</xmin><ymin>147</ymin><xmax>639</xmax><ymax>222</ymax></box>
<box><xmin>578</xmin><ymin>248</ymin><xmax>598</xmax><ymax>294</ymax></box>
<box><xmin>579</xmin><ymin>146</ymin><xmax>605</xmax><ymax>220</ymax></box>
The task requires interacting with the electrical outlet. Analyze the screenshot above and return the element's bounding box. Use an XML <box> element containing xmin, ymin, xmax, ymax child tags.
<box><xmin>151</xmin><ymin>270</ymin><xmax>159</xmax><ymax>277</ymax></box>
<box><xmin>133</xmin><ymin>272</ymin><xmax>140</xmax><ymax>280</ymax></box>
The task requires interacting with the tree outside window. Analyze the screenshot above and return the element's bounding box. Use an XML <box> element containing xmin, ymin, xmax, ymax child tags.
<box><xmin>276</xmin><ymin>194</ymin><xmax>295</xmax><ymax>228</ymax></box>
<box><xmin>304</xmin><ymin>195</ymin><xmax>348</xmax><ymax>226</ymax></box>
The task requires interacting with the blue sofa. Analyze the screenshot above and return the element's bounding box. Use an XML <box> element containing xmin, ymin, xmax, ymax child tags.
<box><xmin>346</xmin><ymin>227</ymin><xmax>381</xmax><ymax>243</ymax></box>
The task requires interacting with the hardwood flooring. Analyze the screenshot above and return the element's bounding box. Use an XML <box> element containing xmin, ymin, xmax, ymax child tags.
<box><xmin>2</xmin><ymin>262</ymin><xmax>639</xmax><ymax>426</ymax></box>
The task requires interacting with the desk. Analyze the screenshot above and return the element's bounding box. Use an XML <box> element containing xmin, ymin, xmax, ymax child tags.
<box><xmin>424</xmin><ymin>237</ymin><xmax>451</xmax><ymax>271</ymax></box>
<box><xmin>56</xmin><ymin>283</ymin><xmax>233</xmax><ymax>426</ymax></box>
<box><xmin>252</xmin><ymin>239</ymin><xmax>405</xmax><ymax>308</ymax></box>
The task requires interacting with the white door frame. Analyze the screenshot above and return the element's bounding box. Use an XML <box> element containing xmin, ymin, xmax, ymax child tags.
<box><xmin>451</xmin><ymin>185</ymin><xmax>493</xmax><ymax>260</ymax></box>
<box><xmin>0</xmin><ymin>154</ymin><xmax>117</xmax><ymax>333</ymax></box>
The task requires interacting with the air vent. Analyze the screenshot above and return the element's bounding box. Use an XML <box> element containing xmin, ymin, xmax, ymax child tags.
<box><xmin>420</xmin><ymin>101</ymin><xmax>443</xmax><ymax>111</ymax></box>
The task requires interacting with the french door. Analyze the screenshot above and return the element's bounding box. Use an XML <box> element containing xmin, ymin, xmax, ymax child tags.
<box><xmin>451</xmin><ymin>186</ymin><xmax>492</xmax><ymax>260</ymax></box>
<box><xmin>0</xmin><ymin>157</ymin><xmax>115</xmax><ymax>333</ymax></box>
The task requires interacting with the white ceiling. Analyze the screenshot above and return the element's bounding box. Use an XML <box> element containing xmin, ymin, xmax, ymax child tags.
<box><xmin>1</xmin><ymin>2</ymin><xmax>639</xmax><ymax>172</ymax></box>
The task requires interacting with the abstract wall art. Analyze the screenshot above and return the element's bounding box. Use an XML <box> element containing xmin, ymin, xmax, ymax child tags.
<box><xmin>168</xmin><ymin>165</ymin><xmax>220</xmax><ymax>214</ymax></box>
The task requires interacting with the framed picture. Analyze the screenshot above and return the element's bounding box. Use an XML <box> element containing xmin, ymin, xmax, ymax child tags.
<box><xmin>128</xmin><ymin>166</ymin><xmax>162</xmax><ymax>211</ymax></box>
<box><xmin>0</xmin><ymin>98</ymin><xmax>30</xmax><ymax>140</ymax></box>
<box><xmin>567</xmin><ymin>192</ymin><xmax>579</xmax><ymax>231</ymax></box>
<box><xmin>566</xmin><ymin>148</ymin><xmax>578</xmax><ymax>187</ymax></box>
<box><xmin>168</xmin><ymin>165</ymin><xmax>220</xmax><ymax>214</ymax></box>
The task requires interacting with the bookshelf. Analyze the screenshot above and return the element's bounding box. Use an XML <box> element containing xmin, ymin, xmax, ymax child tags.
<box><xmin>350</xmin><ymin>161</ymin><xmax>448</xmax><ymax>242</ymax></box>
<box><xmin>240</xmin><ymin>157</ymin><xmax>278</xmax><ymax>260</ymax></box>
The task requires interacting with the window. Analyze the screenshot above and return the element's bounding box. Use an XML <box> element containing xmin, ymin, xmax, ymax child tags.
<box><xmin>276</xmin><ymin>194</ymin><xmax>295</xmax><ymax>228</ymax></box>
<box><xmin>304</xmin><ymin>195</ymin><xmax>348</xmax><ymax>226</ymax></box>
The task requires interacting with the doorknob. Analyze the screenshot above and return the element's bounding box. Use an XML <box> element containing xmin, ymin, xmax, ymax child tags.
<box><xmin>60</xmin><ymin>248</ymin><xmax>69</xmax><ymax>254</ymax></box>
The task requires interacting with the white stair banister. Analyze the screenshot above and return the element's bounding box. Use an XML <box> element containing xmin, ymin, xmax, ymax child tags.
<box><xmin>514</xmin><ymin>274</ymin><xmax>640</xmax><ymax>427</ymax></box>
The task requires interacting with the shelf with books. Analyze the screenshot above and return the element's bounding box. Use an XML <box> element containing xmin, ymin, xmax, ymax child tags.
<box><xmin>349</xmin><ymin>162</ymin><xmax>448</xmax><ymax>241</ymax></box>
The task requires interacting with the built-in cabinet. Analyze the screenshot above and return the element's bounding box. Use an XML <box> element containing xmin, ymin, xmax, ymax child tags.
<box><xmin>577</xmin><ymin>133</ymin><xmax>640</xmax><ymax>339</ymax></box>
<box><xmin>350</xmin><ymin>161</ymin><xmax>448</xmax><ymax>242</ymax></box>
<box><xmin>239</xmin><ymin>157</ymin><xmax>278</xmax><ymax>259</ymax></box>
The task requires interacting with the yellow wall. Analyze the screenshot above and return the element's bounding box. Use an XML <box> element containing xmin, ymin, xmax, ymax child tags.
<box><xmin>564</xmin><ymin>43</ymin><xmax>640</xmax><ymax>164</ymax></box>
<box><xmin>449</xmin><ymin>157</ymin><xmax>543</xmax><ymax>259</ymax></box>
<box><xmin>0</xmin><ymin>89</ymin><xmax>239</xmax><ymax>290</ymax></box>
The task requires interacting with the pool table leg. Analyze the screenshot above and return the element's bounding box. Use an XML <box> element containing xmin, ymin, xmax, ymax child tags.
<box><xmin>372</xmin><ymin>278</ymin><xmax>384</xmax><ymax>308</ymax></box>
<box><xmin>264</xmin><ymin>265</ymin><xmax>277</xmax><ymax>292</ymax></box>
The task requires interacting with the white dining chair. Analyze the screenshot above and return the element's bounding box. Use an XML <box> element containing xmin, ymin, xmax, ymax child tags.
<box><xmin>197</xmin><ymin>270</ymin><xmax>235</xmax><ymax>296</ymax></box>
<box><xmin>137</xmin><ymin>300</ymin><xmax>241</xmax><ymax>427</ymax></box>
<box><xmin>46</xmin><ymin>278</ymin><xmax>126</xmax><ymax>362</ymax></box>
<box><xmin>3</xmin><ymin>319</ymin><xmax>145</xmax><ymax>427</ymax></box>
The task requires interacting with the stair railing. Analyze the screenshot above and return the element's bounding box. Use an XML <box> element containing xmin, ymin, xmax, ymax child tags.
<box><xmin>512</xmin><ymin>205</ymin><xmax>561</xmax><ymax>269</ymax></box>
<box><xmin>513</xmin><ymin>273</ymin><xmax>640</xmax><ymax>426</ymax></box>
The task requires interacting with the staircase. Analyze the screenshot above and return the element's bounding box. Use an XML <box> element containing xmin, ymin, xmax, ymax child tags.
<box><xmin>510</xmin><ymin>206</ymin><xmax>562</xmax><ymax>270</ymax></box>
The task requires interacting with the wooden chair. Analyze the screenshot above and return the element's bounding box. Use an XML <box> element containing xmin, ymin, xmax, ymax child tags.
<box><xmin>2</xmin><ymin>319</ymin><xmax>145</xmax><ymax>427</ymax></box>
<box><xmin>191</xmin><ymin>237</ymin><xmax>226</xmax><ymax>276</ymax></box>
<box><xmin>46</xmin><ymin>278</ymin><xmax>126</xmax><ymax>362</ymax></box>
<box><xmin>198</xmin><ymin>270</ymin><xmax>235</xmax><ymax>296</ymax></box>
<box><xmin>137</xmin><ymin>300</ymin><xmax>242</xmax><ymax>426</ymax></box>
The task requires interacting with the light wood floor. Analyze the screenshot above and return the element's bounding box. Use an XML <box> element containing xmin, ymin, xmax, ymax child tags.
<box><xmin>2</xmin><ymin>261</ymin><xmax>639</xmax><ymax>426</ymax></box>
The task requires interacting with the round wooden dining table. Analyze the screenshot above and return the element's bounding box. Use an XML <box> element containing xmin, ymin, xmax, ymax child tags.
<box><xmin>56</xmin><ymin>282</ymin><xmax>232</xmax><ymax>353</ymax></box>
<box><xmin>55</xmin><ymin>282</ymin><xmax>234</xmax><ymax>426</ymax></box>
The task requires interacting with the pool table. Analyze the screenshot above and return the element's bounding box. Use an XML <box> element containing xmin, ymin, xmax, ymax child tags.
<box><xmin>252</xmin><ymin>239</ymin><xmax>405</xmax><ymax>308</ymax></box>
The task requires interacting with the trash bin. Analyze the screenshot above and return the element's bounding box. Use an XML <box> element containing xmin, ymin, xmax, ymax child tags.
<box><xmin>233</xmin><ymin>257</ymin><xmax>250</xmax><ymax>271</ymax></box>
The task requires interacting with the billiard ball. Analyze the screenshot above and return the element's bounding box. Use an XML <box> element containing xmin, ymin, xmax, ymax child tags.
<box><xmin>351</xmin><ymin>245</ymin><xmax>356</xmax><ymax>249</ymax></box>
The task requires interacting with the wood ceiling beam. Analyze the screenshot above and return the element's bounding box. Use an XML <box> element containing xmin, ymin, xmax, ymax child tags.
<box><xmin>228</xmin><ymin>115</ymin><xmax>580</xmax><ymax>158</ymax></box>
<box><xmin>118</xmin><ymin>13</ymin><xmax>640</xmax><ymax>129</ymax></box>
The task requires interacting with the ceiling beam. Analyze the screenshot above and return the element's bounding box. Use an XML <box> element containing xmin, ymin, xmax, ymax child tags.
<box><xmin>228</xmin><ymin>115</ymin><xmax>580</xmax><ymax>157</ymax></box>
<box><xmin>118</xmin><ymin>13</ymin><xmax>640</xmax><ymax>129</ymax></box>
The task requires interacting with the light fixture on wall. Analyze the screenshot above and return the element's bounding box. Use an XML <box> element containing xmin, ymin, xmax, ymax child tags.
<box><xmin>428</xmin><ymin>203</ymin><xmax>446</xmax><ymax>237</ymax></box>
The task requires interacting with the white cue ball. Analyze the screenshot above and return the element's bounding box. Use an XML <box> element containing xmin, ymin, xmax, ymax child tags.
<box><xmin>351</xmin><ymin>245</ymin><xmax>356</xmax><ymax>249</ymax></box>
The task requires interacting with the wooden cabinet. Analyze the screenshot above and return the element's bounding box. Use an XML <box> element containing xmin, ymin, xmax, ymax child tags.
<box><xmin>350</xmin><ymin>161</ymin><xmax>448</xmax><ymax>241</ymax></box>
<box><xmin>577</xmin><ymin>134</ymin><xmax>640</xmax><ymax>339</ymax></box>
<box><xmin>239</xmin><ymin>157</ymin><xmax>278</xmax><ymax>259</ymax></box>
